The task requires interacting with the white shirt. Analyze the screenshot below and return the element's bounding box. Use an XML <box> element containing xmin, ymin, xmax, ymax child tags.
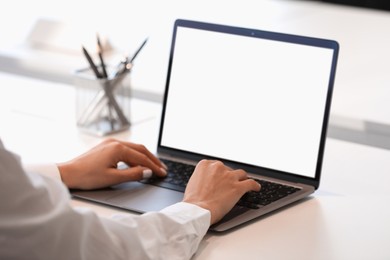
<box><xmin>0</xmin><ymin>139</ymin><xmax>210</xmax><ymax>260</ymax></box>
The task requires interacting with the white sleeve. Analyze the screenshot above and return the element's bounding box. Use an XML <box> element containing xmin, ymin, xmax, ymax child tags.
<box><xmin>0</xmin><ymin>142</ymin><xmax>210</xmax><ymax>260</ymax></box>
<box><xmin>23</xmin><ymin>162</ymin><xmax>62</xmax><ymax>181</ymax></box>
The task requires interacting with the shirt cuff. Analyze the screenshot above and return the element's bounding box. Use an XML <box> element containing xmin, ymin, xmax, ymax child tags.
<box><xmin>23</xmin><ymin>163</ymin><xmax>62</xmax><ymax>182</ymax></box>
<box><xmin>160</xmin><ymin>202</ymin><xmax>211</xmax><ymax>230</ymax></box>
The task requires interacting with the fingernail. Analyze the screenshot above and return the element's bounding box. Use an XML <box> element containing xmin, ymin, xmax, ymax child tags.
<box><xmin>161</xmin><ymin>162</ymin><xmax>168</xmax><ymax>170</ymax></box>
<box><xmin>143</xmin><ymin>169</ymin><xmax>153</xmax><ymax>179</ymax></box>
<box><xmin>160</xmin><ymin>167</ymin><xmax>167</xmax><ymax>176</ymax></box>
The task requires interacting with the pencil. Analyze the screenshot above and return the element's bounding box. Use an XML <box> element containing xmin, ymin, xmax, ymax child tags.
<box><xmin>96</xmin><ymin>34</ymin><xmax>108</xmax><ymax>78</ymax></box>
<box><xmin>82</xmin><ymin>46</ymin><xmax>102</xmax><ymax>79</ymax></box>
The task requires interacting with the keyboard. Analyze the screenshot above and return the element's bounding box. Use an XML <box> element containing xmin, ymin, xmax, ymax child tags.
<box><xmin>238</xmin><ymin>179</ymin><xmax>300</xmax><ymax>209</ymax></box>
<box><xmin>141</xmin><ymin>159</ymin><xmax>301</xmax><ymax>209</ymax></box>
<box><xmin>140</xmin><ymin>159</ymin><xmax>194</xmax><ymax>192</ymax></box>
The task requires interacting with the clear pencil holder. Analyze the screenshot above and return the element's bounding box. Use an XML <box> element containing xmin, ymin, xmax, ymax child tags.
<box><xmin>74</xmin><ymin>67</ymin><xmax>131</xmax><ymax>136</ymax></box>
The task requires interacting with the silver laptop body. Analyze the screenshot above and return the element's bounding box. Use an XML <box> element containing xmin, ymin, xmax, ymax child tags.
<box><xmin>72</xmin><ymin>19</ymin><xmax>339</xmax><ymax>232</ymax></box>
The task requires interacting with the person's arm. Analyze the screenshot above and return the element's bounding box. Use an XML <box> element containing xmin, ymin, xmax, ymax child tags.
<box><xmin>1</xmin><ymin>138</ymin><xmax>260</xmax><ymax>259</ymax></box>
<box><xmin>56</xmin><ymin>138</ymin><xmax>260</xmax><ymax>224</ymax></box>
<box><xmin>0</xmin><ymin>140</ymin><xmax>209</xmax><ymax>260</ymax></box>
<box><xmin>100</xmin><ymin>202</ymin><xmax>210</xmax><ymax>259</ymax></box>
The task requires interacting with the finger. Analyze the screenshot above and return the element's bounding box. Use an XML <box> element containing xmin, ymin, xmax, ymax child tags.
<box><xmin>103</xmin><ymin>139</ymin><xmax>159</xmax><ymax>165</ymax></box>
<box><xmin>239</xmin><ymin>179</ymin><xmax>261</xmax><ymax>193</ymax></box>
<box><xmin>118</xmin><ymin>141</ymin><xmax>167</xmax><ymax>170</ymax></box>
<box><xmin>119</xmin><ymin>147</ymin><xmax>167</xmax><ymax>177</ymax></box>
<box><xmin>230</xmin><ymin>169</ymin><xmax>248</xmax><ymax>180</ymax></box>
<box><xmin>209</xmin><ymin>160</ymin><xmax>243</xmax><ymax>173</ymax></box>
<box><xmin>111</xmin><ymin>166</ymin><xmax>154</xmax><ymax>182</ymax></box>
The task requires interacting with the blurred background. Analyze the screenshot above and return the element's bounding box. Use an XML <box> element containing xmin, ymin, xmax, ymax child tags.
<box><xmin>1</xmin><ymin>0</ymin><xmax>389</xmax><ymax>148</ymax></box>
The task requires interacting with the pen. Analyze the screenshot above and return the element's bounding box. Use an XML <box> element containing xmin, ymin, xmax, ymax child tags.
<box><xmin>82</xmin><ymin>46</ymin><xmax>102</xmax><ymax>79</ymax></box>
<box><xmin>110</xmin><ymin>55</ymin><xmax>128</xmax><ymax>78</ymax></box>
<box><xmin>96</xmin><ymin>34</ymin><xmax>108</xmax><ymax>78</ymax></box>
<box><xmin>130</xmin><ymin>37</ymin><xmax>148</xmax><ymax>63</ymax></box>
<box><xmin>112</xmin><ymin>38</ymin><xmax>148</xmax><ymax>77</ymax></box>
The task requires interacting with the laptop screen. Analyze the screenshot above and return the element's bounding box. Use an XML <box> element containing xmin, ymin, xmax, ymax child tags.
<box><xmin>159</xmin><ymin>20</ymin><xmax>338</xmax><ymax>180</ymax></box>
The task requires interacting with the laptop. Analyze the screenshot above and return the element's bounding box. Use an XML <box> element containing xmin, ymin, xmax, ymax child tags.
<box><xmin>72</xmin><ymin>19</ymin><xmax>339</xmax><ymax>232</ymax></box>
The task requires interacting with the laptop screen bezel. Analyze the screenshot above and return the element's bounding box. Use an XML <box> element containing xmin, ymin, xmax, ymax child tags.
<box><xmin>157</xmin><ymin>19</ymin><xmax>339</xmax><ymax>189</ymax></box>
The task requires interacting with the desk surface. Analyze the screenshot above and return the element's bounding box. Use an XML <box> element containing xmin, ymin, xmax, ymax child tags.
<box><xmin>1</xmin><ymin>72</ymin><xmax>389</xmax><ymax>259</ymax></box>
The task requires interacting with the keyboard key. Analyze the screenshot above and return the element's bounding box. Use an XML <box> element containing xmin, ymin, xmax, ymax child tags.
<box><xmin>238</xmin><ymin>179</ymin><xmax>300</xmax><ymax>208</ymax></box>
<box><xmin>142</xmin><ymin>159</ymin><xmax>301</xmax><ymax>209</ymax></box>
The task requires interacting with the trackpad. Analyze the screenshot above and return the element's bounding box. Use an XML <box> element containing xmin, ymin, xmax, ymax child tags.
<box><xmin>72</xmin><ymin>182</ymin><xmax>184</xmax><ymax>213</ymax></box>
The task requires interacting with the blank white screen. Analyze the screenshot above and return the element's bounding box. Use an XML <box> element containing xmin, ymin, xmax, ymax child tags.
<box><xmin>161</xmin><ymin>27</ymin><xmax>334</xmax><ymax>178</ymax></box>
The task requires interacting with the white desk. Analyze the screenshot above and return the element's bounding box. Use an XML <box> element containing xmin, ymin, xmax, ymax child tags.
<box><xmin>195</xmin><ymin>138</ymin><xmax>390</xmax><ymax>260</ymax></box>
<box><xmin>1</xmin><ymin>72</ymin><xmax>389</xmax><ymax>259</ymax></box>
